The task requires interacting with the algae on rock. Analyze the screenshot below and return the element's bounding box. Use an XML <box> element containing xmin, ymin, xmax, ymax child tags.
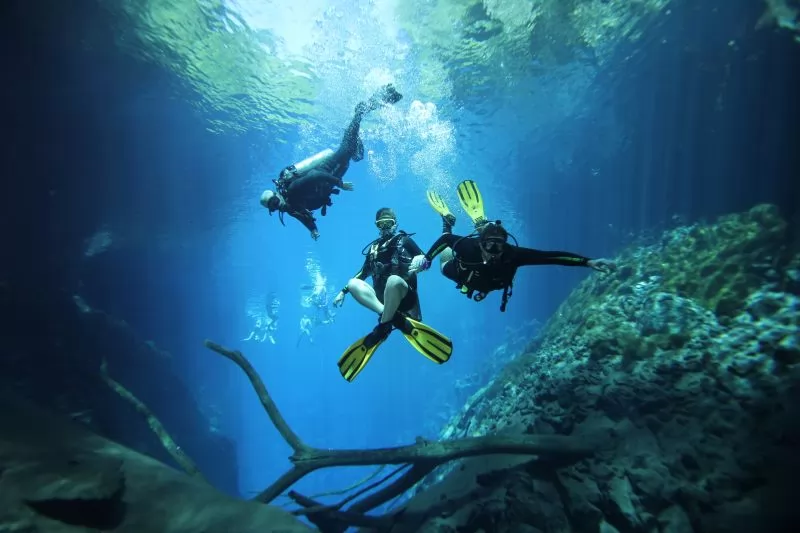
<box><xmin>402</xmin><ymin>204</ymin><xmax>799</xmax><ymax>532</ymax></box>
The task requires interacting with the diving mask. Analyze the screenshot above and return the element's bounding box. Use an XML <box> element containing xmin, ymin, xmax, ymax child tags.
<box><xmin>267</xmin><ymin>196</ymin><xmax>282</xmax><ymax>213</ymax></box>
<box><xmin>480</xmin><ymin>238</ymin><xmax>505</xmax><ymax>255</ymax></box>
<box><xmin>478</xmin><ymin>222</ymin><xmax>508</xmax><ymax>262</ymax></box>
<box><xmin>479</xmin><ymin>239</ymin><xmax>505</xmax><ymax>264</ymax></box>
<box><xmin>376</xmin><ymin>218</ymin><xmax>396</xmax><ymax>231</ymax></box>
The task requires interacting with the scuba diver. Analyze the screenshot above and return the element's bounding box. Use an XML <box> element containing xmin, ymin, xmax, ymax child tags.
<box><xmin>312</xmin><ymin>286</ymin><xmax>336</xmax><ymax>325</ymax></box>
<box><xmin>242</xmin><ymin>293</ymin><xmax>280</xmax><ymax>344</ymax></box>
<box><xmin>264</xmin><ymin>293</ymin><xmax>280</xmax><ymax>343</ymax></box>
<box><xmin>411</xmin><ymin>180</ymin><xmax>617</xmax><ymax>312</ymax></box>
<box><xmin>242</xmin><ymin>317</ymin><xmax>269</xmax><ymax>343</ymax></box>
<box><xmin>259</xmin><ymin>84</ymin><xmax>404</xmax><ymax>241</ymax></box>
<box><xmin>296</xmin><ymin>287</ymin><xmax>336</xmax><ymax>347</ymax></box>
<box><xmin>331</xmin><ymin>208</ymin><xmax>453</xmax><ymax>382</ymax></box>
<box><xmin>297</xmin><ymin>315</ymin><xmax>314</xmax><ymax>347</ymax></box>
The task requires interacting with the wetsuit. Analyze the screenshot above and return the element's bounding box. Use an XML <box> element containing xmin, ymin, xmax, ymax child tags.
<box><xmin>349</xmin><ymin>231</ymin><xmax>424</xmax><ymax>320</ymax></box>
<box><xmin>277</xmin><ymin>102</ymin><xmax>373</xmax><ymax>233</ymax></box>
<box><xmin>424</xmin><ymin>234</ymin><xmax>591</xmax><ymax>311</ymax></box>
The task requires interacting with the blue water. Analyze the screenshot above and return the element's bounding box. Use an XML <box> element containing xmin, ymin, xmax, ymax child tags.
<box><xmin>200</xmin><ymin>150</ymin><xmax>591</xmax><ymax>499</ymax></box>
<box><xmin>123</xmin><ymin>105</ymin><xmax>616</xmax><ymax>502</ymax></box>
<box><xmin>23</xmin><ymin>0</ymin><xmax>794</xmax><ymax>517</ymax></box>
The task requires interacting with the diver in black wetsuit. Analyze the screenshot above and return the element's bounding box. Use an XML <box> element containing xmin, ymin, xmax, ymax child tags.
<box><xmin>330</xmin><ymin>208</ymin><xmax>454</xmax><ymax>383</ymax></box>
<box><xmin>332</xmin><ymin>208</ymin><xmax>425</xmax><ymax>322</ymax></box>
<box><xmin>414</xmin><ymin>183</ymin><xmax>616</xmax><ymax>312</ymax></box>
<box><xmin>260</xmin><ymin>84</ymin><xmax>403</xmax><ymax>240</ymax></box>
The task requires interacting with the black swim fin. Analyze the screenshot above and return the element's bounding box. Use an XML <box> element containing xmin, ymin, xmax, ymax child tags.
<box><xmin>366</xmin><ymin>84</ymin><xmax>403</xmax><ymax>111</ymax></box>
<box><xmin>380</xmin><ymin>83</ymin><xmax>403</xmax><ymax>104</ymax></box>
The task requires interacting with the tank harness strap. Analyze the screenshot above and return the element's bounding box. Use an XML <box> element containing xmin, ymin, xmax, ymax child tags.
<box><xmin>273</xmin><ymin>177</ymin><xmax>285</xmax><ymax>196</ymax></box>
<box><xmin>500</xmin><ymin>280</ymin><xmax>513</xmax><ymax>312</ymax></box>
<box><xmin>391</xmin><ymin>234</ymin><xmax>406</xmax><ymax>271</ymax></box>
<box><xmin>457</xmin><ymin>274</ymin><xmax>514</xmax><ymax>312</ymax></box>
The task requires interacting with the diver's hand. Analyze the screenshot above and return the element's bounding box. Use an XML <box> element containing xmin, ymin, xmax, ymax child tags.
<box><xmin>340</xmin><ymin>181</ymin><xmax>354</xmax><ymax>191</ymax></box>
<box><xmin>588</xmin><ymin>258</ymin><xmax>616</xmax><ymax>274</ymax></box>
<box><xmin>409</xmin><ymin>254</ymin><xmax>431</xmax><ymax>274</ymax></box>
<box><xmin>310</xmin><ymin>229</ymin><xmax>320</xmax><ymax>241</ymax></box>
<box><xmin>333</xmin><ymin>291</ymin><xmax>346</xmax><ymax>307</ymax></box>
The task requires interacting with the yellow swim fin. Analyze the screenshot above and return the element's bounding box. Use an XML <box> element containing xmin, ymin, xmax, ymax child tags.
<box><xmin>426</xmin><ymin>190</ymin><xmax>453</xmax><ymax>219</ymax></box>
<box><xmin>392</xmin><ymin>314</ymin><xmax>453</xmax><ymax>365</ymax></box>
<box><xmin>456</xmin><ymin>180</ymin><xmax>487</xmax><ymax>228</ymax></box>
<box><xmin>337</xmin><ymin>325</ymin><xmax>392</xmax><ymax>382</ymax></box>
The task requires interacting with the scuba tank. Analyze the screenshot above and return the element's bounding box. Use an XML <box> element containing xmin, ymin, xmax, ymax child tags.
<box><xmin>289</xmin><ymin>148</ymin><xmax>334</xmax><ymax>176</ymax></box>
<box><xmin>275</xmin><ymin>148</ymin><xmax>335</xmax><ymax>198</ymax></box>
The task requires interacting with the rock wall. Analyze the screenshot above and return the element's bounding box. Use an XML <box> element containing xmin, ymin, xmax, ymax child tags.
<box><xmin>0</xmin><ymin>394</ymin><xmax>312</xmax><ymax>532</ymax></box>
<box><xmin>397</xmin><ymin>204</ymin><xmax>799</xmax><ymax>532</ymax></box>
<box><xmin>0</xmin><ymin>284</ymin><xmax>241</xmax><ymax>496</ymax></box>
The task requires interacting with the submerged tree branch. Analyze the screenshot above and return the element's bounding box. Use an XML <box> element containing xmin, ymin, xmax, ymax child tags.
<box><xmin>288</xmin><ymin>492</ymin><xmax>392</xmax><ymax>531</ymax></box>
<box><xmin>344</xmin><ymin>462</ymin><xmax>435</xmax><ymax>515</ymax></box>
<box><xmin>292</xmin><ymin>464</ymin><xmax>410</xmax><ymax>517</ymax></box>
<box><xmin>99</xmin><ymin>359</ymin><xmax>205</xmax><ymax>482</ymax></box>
<box><xmin>204</xmin><ymin>340</ymin><xmax>308</xmax><ymax>453</ymax></box>
<box><xmin>203</xmin><ymin>338</ymin><xmax>599</xmax><ymax>529</ymax></box>
<box><xmin>304</xmin><ymin>465</ymin><xmax>389</xmax><ymax>502</ymax></box>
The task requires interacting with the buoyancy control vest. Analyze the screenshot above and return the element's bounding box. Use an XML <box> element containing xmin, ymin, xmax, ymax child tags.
<box><xmin>449</xmin><ymin>235</ymin><xmax>516</xmax><ymax>312</ymax></box>
<box><xmin>362</xmin><ymin>231</ymin><xmax>416</xmax><ymax>283</ymax></box>
<box><xmin>453</xmin><ymin>261</ymin><xmax>514</xmax><ymax>312</ymax></box>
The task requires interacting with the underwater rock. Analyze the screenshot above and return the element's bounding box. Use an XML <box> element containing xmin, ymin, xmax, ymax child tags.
<box><xmin>0</xmin><ymin>394</ymin><xmax>313</xmax><ymax>533</ymax></box>
<box><xmin>398</xmin><ymin>205</ymin><xmax>799</xmax><ymax>532</ymax></box>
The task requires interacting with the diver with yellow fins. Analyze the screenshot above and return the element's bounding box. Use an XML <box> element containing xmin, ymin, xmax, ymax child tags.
<box><xmin>259</xmin><ymin>84</ymin><xmax>403</xmax><ymax>240</ymax></box>
<box><xmin>331</xmin><ymin>208</ymin><xmax>453</xmax><ymax>382</ymax></box>
<box><xmin>410</xmin><ymin>180</ymin><xmax>617</xmax><ymax>311</ymax></box>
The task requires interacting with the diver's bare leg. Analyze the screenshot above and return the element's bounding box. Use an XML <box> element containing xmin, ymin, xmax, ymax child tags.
<box><xmin>379</xmin><ymin>275</ymin><xmax>409</xmax><ymax>324</ymax></box>
<box><xmin>347</xmin><ymin>278</ymin><xmax>384</xmax><ymax>315</ymax></box>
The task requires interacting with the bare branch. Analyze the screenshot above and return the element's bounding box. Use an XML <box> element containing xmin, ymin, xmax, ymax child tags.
<box><xmin>304</xmin><ymin>465</ymin><xmax>389</xmax><ymax>501</ymax></box>
<box><xmin>345</xmin><ymin>462</ymin><xmax>434</xmax><ymax>514</ymax></box>
<box><xmin>99</xmin><ymin>359</ymin><xmax>206</xmax><ymax>482</ymax></box>
<box><xmin>292</xmin><ymin>464</ymin><xmax>410</xmax><ymax>516</ymax></box>
<box><xmin>204</xmin><ymin>340</ymin><xmax>308</xmax><ymax>453</ymax></box>
<box><xmin>203</xmin><ymin>339</ymin><xmax>600</xmax><ymax>528</ymax></box>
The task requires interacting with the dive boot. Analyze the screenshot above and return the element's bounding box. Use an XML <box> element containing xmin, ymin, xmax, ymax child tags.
<box><xmin>426</xmin><ymin>190</ymin><xmax>456</xmax><ymax>232</ymax></box>
<box><xmin>378</xmin><ymin>83</ymin><xmax>403</xmax><ymax>104</ymax></box>
<box><xmin>337</xmin><ymin>321</ymin><xmax>393</xmax><ymax>382</ymax></box>
<box><xmin>366</xmin><ymin>84</ymin><xmax>403</xmax><ymax>111</ymax></box>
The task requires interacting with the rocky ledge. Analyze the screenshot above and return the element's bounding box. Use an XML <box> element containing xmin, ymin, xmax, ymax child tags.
<box><xmin>395</xmin><ymin>204</ymin><xmax>799</xmax><ymax>533</ymax></box>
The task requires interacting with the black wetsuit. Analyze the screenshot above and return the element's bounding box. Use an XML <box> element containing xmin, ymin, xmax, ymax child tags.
<box><xmin>350</xmin><ymin>231</ymin><xmax>424</xmax><ymax>320</ymax></box>
<box><xmin>277</xmin><ymin>104</ymin><xmax>370</xmax><ymax>234</ymax></box>
<box><xmin>424</xmin><ymin>233</ymin><xmax>591</xmax><ymax>311</ymax></box>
